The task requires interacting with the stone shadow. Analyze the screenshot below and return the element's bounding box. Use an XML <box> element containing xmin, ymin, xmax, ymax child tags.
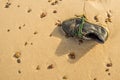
<box><xmin>51</xmin><ymin>26</ymin><xmax>97</xmax><ymax>63</ymax></box>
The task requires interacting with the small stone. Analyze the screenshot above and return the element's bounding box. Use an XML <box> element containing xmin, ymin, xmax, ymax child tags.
<box><xmin>30</xmin><ymin>43</ymin><xmax>33</xmax><ymax>45</ymax></box>
<box><xmin>18</xmin><ymin>70</ymin><xmax>21</xmax><ymax>74</ymax></box>
<box><xmin>23</xmin><ymin>24</ymin><xmax>25</xmax><ymax>27</ymax></box>
<box><xmin>36</xmin><ymin>65</ymin><xmax>40</xmax><ymax>70</ymax></box>
<box><xmin>105</xmin><ymin>68</ymin><xmax>109</xmax><ymax>72</ymax></box>
<box><xmin>53</xmin><ymin>10</ymin><xmax>57</xmax><ymax>13</ymax></box>
<box><xmin>24</xmin><ymin>42</ymin><xmax>28</xmax><ymax>46</ymax></box>
<box><xmin>27</xmin><ymin>8</ymin><xmax>32</xmax><ymax>13</ymax></box>
<box><xmin>51</xmin><ymin>2</ymin><xmax>55</xmax><ymax>5</ymax></box>
<box><xmin>93</xmin><ymin>78</ymin><xmax>97</xmax><ymax>80</ymax></box>
<box><xmin>62</xmin><ymin>76</ymin><xmax>67</xmax><ymax>79</ymax></box>
<box><xmin>51</xmin><ymin>0</ymin><xmax>58</xmax><ymax>5</ymax></box>
<box><xmin>107</xmin><ymin>12</ymin><xmax>111</xmax><ymax>18</ymax></box>
<box><xmin>7</xmin><ymin>29</ymin><xmax>10</xmax><ymax>32</ymax></box>
<box><xmin>5</xmin><ymin>5</ymin><xmax>9</xmax><ymax>8</ymax></box>
<box><xmin>57</xmin><ymin>20</ymin><xmax>61</xmax><ymax>22</ymax></box>
<box><xmin>54</xmin><ymin>0</ymin><xmax>58</xmax><ymax>4</ymax></box>
<box><xmin>106</xmin><ymin>63</ymin><xmax>112</xmax><ymax>67</ymax></box>
<box><xmin>108</xmin><ymin>73</ymin><xmax>111</xmax><ymax>76</ymax></box>
<box><xmin>17</xmin><ymin>59</ymin><xmax>21</xmax><ymax>63</ymax></box>
<box><xmin>5</xmin><ymin>2</ymin><xmax>11</xmax><ymax>8</ymax></box>
<box><xmin>48</xmin><ymin>0</ymin><xmax>52</xmax><ymax>2</ymax></box>
<box><xmin>40</xmin><ymin>12</ymin><xmax>47</xmax><ymax>18</ymax></box>
<box><xmin>19</xmin><ymin>26</ymin><xmax>21</xmax><ymax>29</ymax></box>
<box><xmin>49</xmin><ymin>34</ymin><xmax>52</xmax><ymax>37</ymax></box>
<box><xmin>55</xmin><ymin>20</ymin><xmax>62</xmax><ymax>26</ymax></box>
<box><xmin>47</xmin><ymin>64</ymin><xmax>54</xmax><ymax>69</ymax></box>
<box><xmin>105</xmin><ymin>19</ymin><xmax>108</xmax><ymax>23</ymax></box>
<box><xmin>34</xmin><ymin>31</ymin><xmax>38</xmax><ymax>35</ymax></box>
<box><xmin>14</xmin><ymin>52</ymin><xmax>21</xmax><ymax>58</ymax></box>
<box><xmin>105</xmin><ymin>18</ymin><xmax>112</xmax><ymax>23</ymax></box>
<box><xmin>107</xmin><ymin>18</ymin><xmax>112</xmax><ymax>22</ymax></box>
<box><xmin>94</xmin><ymin>15</ymin><xmax>99</xmax><ymax>22</ymax></box>
<box><xmin>68</xmin><ymin>52</ymin><xmax>76</xmax><ymax>59</ymax></box>
<box><xmin>17</xmin><ymin>5</ymin><xmax>20</xmax><ymax>8</ymax></box>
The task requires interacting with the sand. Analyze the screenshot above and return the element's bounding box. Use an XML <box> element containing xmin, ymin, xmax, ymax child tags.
<box><xmin>0</xmin><ymin>0</ymin><xmax>120</xmax><ymax>80</ymax></box>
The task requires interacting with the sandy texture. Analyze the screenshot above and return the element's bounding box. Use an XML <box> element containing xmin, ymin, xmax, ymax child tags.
<box><xmin>0</xmin><ymin>0</ymin><xmax>120</xmax><ymax>80</ymax></box>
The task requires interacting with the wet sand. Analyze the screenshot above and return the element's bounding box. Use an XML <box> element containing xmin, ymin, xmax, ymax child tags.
<box><xmin>0</xmin><ymin>0</ymin><xmax>120</xmax><ymax>80</ymax></box>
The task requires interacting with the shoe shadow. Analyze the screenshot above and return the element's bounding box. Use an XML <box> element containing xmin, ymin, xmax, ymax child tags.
<box><xmin>51</xmin><ymin>26</ymin><xmax>97</xmax><ymax>63</ymax></box>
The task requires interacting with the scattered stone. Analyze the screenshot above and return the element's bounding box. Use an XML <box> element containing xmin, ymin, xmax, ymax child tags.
<box><xmin>17</xmin><ymin>5</ymin><xmax>20</xmax><ymax>8</ymax></box>
<box><xmin>68</xmin><ymin>52</ymin><xmax>76</xmax><ymax>59</ymax></box>
<box><xmin>106</xmin><ymin>63</ymin><xmax>112</xmax><ymax>67</ymax></box>
<box><xmin>48</xmin><ymin>0</ymin><xmax>52</xmax><ymax>2</ymax></box>
<box><xmin>5</xmin><ymin>2</ymin><xmax>11</xmax><ymax>8</ymax></box>
<box><xmin>19</xmin><ymin>26</ymin><xmax>21</xmax><ymax>29</ymax></box>
<box><xmin>51</xmin><ymin>0</ymin><xmax>58</xmax><ymax>5</ymax></box>
<box><xmin>57</xmin><ymin>20</ymin><xmax>61</xmax><ymax>23</ymax></box>
<box><xmin>14</xmin><ymin>52</ymin><xmax>21</xmax><ymax>58</ymax></box>
<box><xmin>55</xmin><ymin>0</ymin><xmax>58</xmax><ymax>4</ymax></box>
<box><xmin>36</xmin><ymin>65</ymin><xmax>40</xmax><ymax>70</ymax></box>
<box><xmin>27</xmin><ymin>8</ymin><xmax>32</xmax><ymax>13</ymax></box>
<box><xmin>49</xmin><ymin>34</ymin><xmax>52</xmax><ymax>37</ymax></box>
<box><xmin>108</xmin><ymin>73</ymin><xmax>111</xmax><ymax>76</ymax></box>
<box><xmin>40</xmin><ymin>12</ymin><xmax>47</xmax><ymax>18</ymax></box>
<box><xmin>94</xmin><ymin>15</ymin><xmax>99</xmax><ymax>22</ymax></box>
<box><xmin>53</xmin><ymin>10</ymin><xmax>57</xmax><ymax>13</ymax></box>
<box><xmin>105</xmin><ymin>18</ymin><xmax>108</xmax><ymax>23</ymax></box>
<box><xmin>105</xmin><ymin>18</ymin><xmax>112</xmax><ymax>23</ymax></box>
<box><xmin>34</xmin><ymin>31</ymin><xmax>38</xmax><ymax>35</ymax></box>
<box><xmin>105</xmin><ymin>68</ymin><xmax>109</xmax><ymax>72</ymax></box>
<box><xmin>47</xmin><ymin>64</ymin><xmax>54</xmax><ymax>69</ymax></box>
<box><xmin>55</xmin><ymin>20</ymin><xmax>62</xmax><ymax>26</ymax></box>
<box><xmin>62</xmin><ymin>76</ymin><xmax>67</xmax><ymax>79</ymax></box>
<box><xmin>107</xmin><ymin>13</ymin><xmax>111</xmax><ymax>18</ymax></box>
<box><xmin>30</xmin><ymin>43</ymin><xmax>33</xmax><ymax>45</ymax></box>
<box><xmin>7</xmin><ymin>29</ymin><xmax>10</xmax><ymax>32</ymax></box>
<box><xmin>23</xmin><ymin>24</ymin><xmax>26</xmax><ymax>27</ymax></box>
<box><xmin>24</xmin><ymin>42</ymin><xmax>28</xmax><ymax>46</ymax></box>
<box><xmin>51</xmin><ymin>2</ymin><xmax>55</xmax><ymax>5</ymax></box>
<box><xmin>107</xmin><ymin>11</ymin><xmax>112</xmax><ymax>18</ymax></box>
<box><xmin>17</xmin><ymin>59</ymin><xmax>21</xmax><ymax>63</ymax></box>
<box><xmin>107</xmin><ymin>18</ymin><xmax>112</xmax><ymax>23</ymax></box>
<box><xmin>18</xmin><ymin>70</ymin><xmax>21</xmax><ymax>74</ymax></box>
<box><xmin>93</xmin><ymin>78</ymin><xmax>97</xmax><ymax>80</ymax></box>
<box><xmin>49</xmin><ymin>0</ymin><xmax>61</xmax><ymax>5</ymax></box>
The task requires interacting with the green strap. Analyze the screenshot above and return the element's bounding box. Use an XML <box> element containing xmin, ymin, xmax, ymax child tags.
<box><xmin>78</xmin><ymin>16</ymin><xmax>85</xmax><ymax>38</ymax></box>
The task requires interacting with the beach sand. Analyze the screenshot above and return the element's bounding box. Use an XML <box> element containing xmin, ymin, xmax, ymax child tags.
<box><xmin>0</xmin><ymin>0</ymin><xmax>120</xmax><ymax>80</ymax></box>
